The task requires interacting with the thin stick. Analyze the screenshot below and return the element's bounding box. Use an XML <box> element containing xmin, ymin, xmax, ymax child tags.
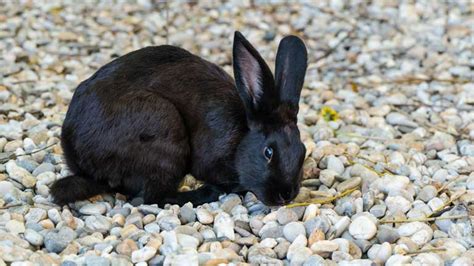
<box><xmin>426</xmin><ymin>191</ymin><xmax>466</xmax><ymax>218</ymax></box>
<box><xmin>286</xmin><ymin>186</ymin><xmax>358</xmax><ymax>208</ymax></box>
<box><xmin>380</xmin><ymin>214</ymin><xmax>468</xmax><ymax>224</ymax></box>
<box><xmin>0</xmin><ymin>142</ymin><xmax>58</xmax><ymax>164</ymax></box>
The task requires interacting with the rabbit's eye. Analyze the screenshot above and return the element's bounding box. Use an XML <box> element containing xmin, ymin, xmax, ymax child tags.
<box><xmin>264</xmin><ymin>147</ymin><xmax>273</xmax><ymax>161</ymax></box>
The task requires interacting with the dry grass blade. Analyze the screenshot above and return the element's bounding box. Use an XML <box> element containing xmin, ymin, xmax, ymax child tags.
<box><xmin>0</xmin><ymin>142</ymin><xmax>58</xmax><ymax>164</ymax></box>
<box><xmin>286</xmin><ymin>186</ymin><xmax>358</xmax><ymax>208</ymax></box>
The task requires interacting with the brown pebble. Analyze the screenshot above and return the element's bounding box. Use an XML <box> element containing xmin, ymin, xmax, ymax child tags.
<box><xmin>116</xmin><ymin>239</ymin><xmax>138</xmax><ymax>256</ymax></box>
<box><xmin>39</xmin><ymin>219</ymin><xmax>54</xmax><ymax>229</ymax></box>
<box><xmin>308</xmin><ymin>229</ymin><xmax>326</xmax><ymax>246</ymax></box>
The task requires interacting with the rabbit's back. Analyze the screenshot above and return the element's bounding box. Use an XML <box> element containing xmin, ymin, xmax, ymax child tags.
<box><xmin>61</xmin><ymin>45</ymin><xmax>246</xmax><ymax>197</ymax></box>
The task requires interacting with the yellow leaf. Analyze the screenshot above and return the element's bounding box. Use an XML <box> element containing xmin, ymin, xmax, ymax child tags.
<box><xmin>320</xmin><ymin>106</ymin><xmax>339</xmax><ymax>122</ymax></box>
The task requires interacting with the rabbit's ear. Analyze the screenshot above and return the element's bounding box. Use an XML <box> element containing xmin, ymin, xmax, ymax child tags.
<box><xmin>274</xmin><ymin>36</ymin><xmax>307</xmax><ymax>118</ymax></box>
<box><xmin>233</xmin><ymin>31</ymin><xmax>278</xmax><ymax>120</ymax></box>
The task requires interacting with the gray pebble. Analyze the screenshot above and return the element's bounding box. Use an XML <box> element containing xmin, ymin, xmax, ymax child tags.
<box><xmin>179</xmin><ymin>204</ymin><xmax>196</xmax><ymax>224</ymax></box>
<box><xmin>304</xmin><ymin>216</ymin><xmax>331</xmax><ymax>235</ymax></box>
<box><xmin>283</xmin><ymin>222</ymin><xmax>306</xmax><ymax>242</ymax></box>
<box><xmin>417</xmin><ymin>185</ymin><xmax>437</xmax><ymax>202</ymax></box>
<box><xmin>44</xmin><ymin>227</ymin><xmax>76</xmax><ymax>253</ymax></box>
<box><xmin>24</xmin><ymin>228</ymin><xmax>44</xmax><ymax>246</ymax></box>
<box><xmin>376</xmin><ymin>225</ymin><xmax>400</xmax><ymax>244</ymax></box>
<box><xmin>277</xmin><ymin>207</ymin><xmax>298</xmax><ymax>225</ymax></box>
<box><xmin>32</xmin><ymin>162</ymin><xmax>55</xmax><ymax>176</ymax></box>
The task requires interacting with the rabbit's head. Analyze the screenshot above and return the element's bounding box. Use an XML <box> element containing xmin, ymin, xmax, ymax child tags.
<box><xmin>233</xmin><ymin>31</ymin><xmax>308</xmax><ymax>206</ymax></box>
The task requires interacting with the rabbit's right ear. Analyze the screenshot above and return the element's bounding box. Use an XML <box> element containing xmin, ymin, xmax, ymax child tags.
<box><xmin>233</xmin><ymin>31</ymin><xmax>278</xmax><ymax>121</ymax></box>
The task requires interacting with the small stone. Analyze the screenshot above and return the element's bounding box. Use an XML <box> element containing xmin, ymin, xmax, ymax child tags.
<box><xmin>85</xmin><ymin>256</ymin><xmax>110</xmax><ymax>266</ymax></box>
<box><xmin>302</xmin><ymin>255</ymin><xmax>325</xmax><ymax>266</ymax></box>
<box><xmin>131</xmin><ymin>247</ymin><xmax>157</xmax><ymax>263</ymax></box>
<box><xmin>337</xmin><ymin>177</ymin><xmax>362</xmax><ymax>192</ymax></box>
<box><xmin>376</xmin><ymin>225</ymin><xmax>400</xmax><ymax>244</ymax></box>
<box><xmin>274</xmin><ymin>241</ymin><xmax>290</xmax><ymax>259</ymax></box>
<box><xmin>25</xmin><ymin>208</ymin><xmax>47</xmax><ymax>223</ymax></box>
<box><xmin>327</xmin><ymin>155</ymin><xmax>345</xmax><ymax>175</ymax></box>
<box><xmin>79</xmin><ymin>203</ymin><xmax>107</xmax><ymax>215</ymax></box>
<box><xmin>386</xmin><ymin>254</ymin><xmax>412</xmax><ymax>266</ymax></box>
<box><xmin>177</xmin><ymin>233</ymin><xmax>199</xmax><ymax>249</ymax></box>
<box><xmin>6</xmin><ymin>220</ymin><xmax>25</xmax><ymax>234</ymax></box>
<box><xmin>144</xmin><ymin>223</ymin><xmax>161</xmax><ymax>234</ymax></box>
<box><xmin>220</xmin><ymin>194</ymin><xmax>242</xmax><ymax>213</ymax></box>
<box><xmin>367</xmin><ymin>242</ymin><xmax>392</xmax><ymax>263</ymax></box>
<box><xmin>349</xmin><ymin>216</ymin><xmax>377</xmax><ymax>240</ymax></box>
<box><xmin>427</xmin><ymin>197</ymin><xmax>444</xmax><ymax>212</ymax></box>
<box><xmin>0</xmin><ymin>181</ymin><xmax>15</xmax><ymax>197</ymax></box>
<box><xmin>308</xmin><ymin>229</ymin><xmax>325</xmax><ymax>246</ymax></box>
<box><xmin>157</xmin><ymin>216</ymin><xmax>181</xmax><ymax>231</ymax></box>
<box><xmin>417</xmin><ymin>185</ymin><xmax>437</xmax><ymax>202</ymax></box>
<box><xmin>386</xmin><ymin>196</ymin><xmax>412</xmax><ymax>214</ymax></box>
<box><xmin>310</xmin><ymin>240</ymin><xmax>339</xmax><ymax>253</ymax></box>
<box><xmin>319</xmin><ymin>169</ymin><xmax>337</xmax><ymax>187</ymax></box>
<box><xmin>85</xmin><ymin>215</ymin><xmax>111</xmax><ymax>233</ymax></box>
<box><xmin>259</xmin><ymin>222</ymin><xmax>284</xmax><ymax>239</ymax></box>
<box><xmin>283</xmin><ymin>222</ymin><xmax>306</xmax><ymax>242</ymax></box>
<box><xmin>196</xmin><ymin>207</ymin><xmax>213</xmax><ymax>224</ymax></box>
<box><xmin>304</xmin><ymin>216</ymin><xmax>331</xmax><ymax>235</ymax></box>
<box><xmin>214</xmin><ymin>212</ymin><xmax>235</xmax><ymax>240</ymax></box>
<box><xmin>116</xmin><ymin>239</ymin><xmax>138</xmax><ymax>256</ymax></box>
<box><xmin>5</xmin><ymin>161</ymin><xmax>36</xmax><ymax>188</ymax></box>
<box><xmin>277</xmin><ymin>207</ymin><xmax>298</xmax><ymax>225</ymax></box>
<box><xmin>32</xmin><ymin>163</ymin><xmax>55</xmax><ymax>176</ymax></box>
<box><xmin>179</xmin><ymin>203</ymin><xmax>196</xmax><ymax>224</ymax></box>
<box><xmin>259</xmin><ymin>238</ymin><xmax>278</xmax><ymax>249</ymax></box>
<box><xmin>44</xmin><ymin>227</ymin><xmax>76</xmax><ymax>253</ymax></box>
<box><xmin>24</xmin><ymin>229</ymin><xmax>44</xmax><ymax>246</ymax></box>
<box><xmin>370</xmin><ymin>204</ymin><xmax>387</xmax><ymax>218</ymax></box>
<box><xmin>412</xmin><ymin>253</ymin><xmax>443</xmax><ymax>265</ymax></box>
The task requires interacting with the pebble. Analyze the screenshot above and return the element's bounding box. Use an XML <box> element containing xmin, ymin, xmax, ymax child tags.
<box><xmin>310</xmin><ymin>240</ymin><xmax>339</xmax><ymax>253</ymax></box>
<box><xmin>367</xmin><ymin>242</ymin><xmax>392</xmax><ymax>263</ymax></box>
<box><xmin>6</xmin><ymin>220</ymin><xmax>25</xmax><ymax>234</ymax></box>
<box><xmin>25</xmin><ymin>208</ymin><xmax>47</xmax><ymax>224</ymax></box>
<box><xmin>179</xmin><ymin>203</ymin><xmax>196</xmax><ymax>224</ymax></box>
<box><xmin>327</xmin><ymin>155</ymin><xmax>345</xmax><ymax>175</ymax></box>
<box><xmin>79</xmin><ymin>203</ymin><xmax>107</xmax><ymax>215</ymax></box>
<box><xmin>44</xmin><ymin>227</ymin><xmax>76</xmax><ymax>253</ymax></box>
<box><xmin>85</xmin><ymin>215</ymin><xmax>112</xmax><ymax>233</ymax></box>
<box><xmin>319</xmin><ymin>169</ymin><xmax>337</xmax><ymax>187</ymax></box>
<box><xmin>276</xmin><ymin>207</ymin><xmax>298</xmax><ymax>225</ymax></box>
<box><xmin>349</xmin><ymin>216</ymin><xmax>377</xmax><ymax>240</ymax></box>
<box><xmin>385</xmin><ymin>196</ymin><xmax>412</xmax><ymax>214</ymax></box>
<box><xmin>213</xmin><ymin>212</ymin><xmax>235</xmax><ymax>240</ymax></box>
<box><xmin>283</xmin><ymin>222</ymin><xmax>306</xmax><ymax>242</ymax></box>
<box><xmin>196</xmin><ymin>207</ymin><xmax>214</xmax><ymax>224</ymax></box>
<box><xmin>5</xmin><ymin>161</ymin><xmax>36</xmax><ymax>188</ymax></box>
<box><xmin>131</xmin><ymin>247</ymin><xmax>157</xmax><ymax>263</ymax></box>
<box><xmin>24</xmin><ymin>229</ymin><xmax>44</xmax><ymax>246</ymax></box>
<box><xmin>376</xmin><ymin>225</ymin><xmax>400</xmax><ymax>244</ymax></box>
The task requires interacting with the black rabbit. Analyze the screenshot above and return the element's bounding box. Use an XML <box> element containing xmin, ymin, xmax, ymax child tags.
<box><xmin>51</xmin><ymin>31</ymin><xmax>308</xmax><ymax>207</ymax></box>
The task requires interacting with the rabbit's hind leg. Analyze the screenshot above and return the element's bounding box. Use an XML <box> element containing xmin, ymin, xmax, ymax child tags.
<box><xmin>122</xmin><ymin>94</ymin><xmax>191</xmax><ymax>204</ymax></box>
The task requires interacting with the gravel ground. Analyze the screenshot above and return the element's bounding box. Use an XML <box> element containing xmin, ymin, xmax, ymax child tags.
<box><xmin>1</xmin><ymin>1</ymin><xmax>473</xmax><ymax>265</ymax></box>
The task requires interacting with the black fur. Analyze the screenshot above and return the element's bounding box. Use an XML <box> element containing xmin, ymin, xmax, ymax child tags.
<box><xmin>51</xmin><ymin>31</ymin><xmax>308</xmax><ymax>206</ymax></box>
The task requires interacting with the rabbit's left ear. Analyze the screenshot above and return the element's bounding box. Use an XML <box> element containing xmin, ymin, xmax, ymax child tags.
<box><xmin>274</xmin><ymin>36</ymin><xmax>307</xmax><ymax>117</ymax></box>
